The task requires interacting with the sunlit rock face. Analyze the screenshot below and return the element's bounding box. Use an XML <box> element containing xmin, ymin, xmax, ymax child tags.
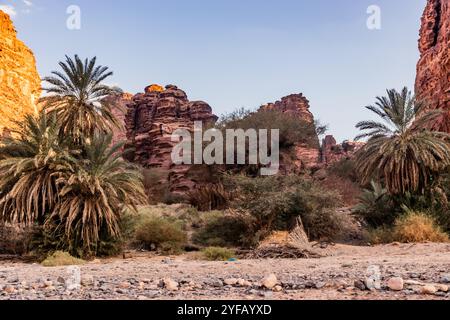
<box><xmin>415</xmin><ymin>0</ymin><xmax>450</xmax><ymax>132</ymax></box>
<box><xmin>0</xmin><ymin>11</ymin><xmax>41</xmax><ymax>134</ymax></box>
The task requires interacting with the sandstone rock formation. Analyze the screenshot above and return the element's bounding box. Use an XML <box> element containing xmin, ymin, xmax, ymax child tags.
<box><xmin>0</xmin><ymin>11</ymin><xmax>41</xmax><ymax>134</ymax></box>
<box><xmin>262</xmin><ymin>93</ymin><xmax>315</xmax><ymax>124</ymax></box>
<box><xmin>124</xmin><ymin>85</ymin><xmax>218</xmax><ymax>193</ymax></box>
<box><xmin>415</xmin><ymin>0</ymin><xmax>450</xmax><ymax>132</ymax></box>
<box><xmin>104</xmin><ymin>92</ymin><xmax>134</xmax><ymax>147</ymax></box>
<box><xmin>262</xmin><ymin>93</ymin><xmax>321</xmax><ymax>171</ymax></box>
<box><xmin>321</xmin><ymin>135</ymin><xmax>364</xmax><ymax>165</ymax></box>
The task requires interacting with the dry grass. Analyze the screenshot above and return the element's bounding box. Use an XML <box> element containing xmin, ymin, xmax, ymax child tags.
<box><xmin>367</xmin><ymin>212</ymin><xmax>449</xmax><ymax>244</ymax></box>
<box><xmin>393</xmin><ymin>212</ymin><xmax>449</xmax><ymax>243</ymax></box>
<box><xmin>41</xmin><ymin>251</ymin><xmax>85</xmax><ymax>267</ymax></box>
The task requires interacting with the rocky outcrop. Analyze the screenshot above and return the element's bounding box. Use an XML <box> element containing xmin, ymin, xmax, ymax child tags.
<box><xmin>104</xmin><ymin>92</ymin><xmax>134</xmax><ymax>147</ymax></box>
<box><xmin>415</xmin><ymin>0</ymin><xmax>450</xmax><ymax>132</ymax></box>
<box><xmin>0</xmin><ymin>11</ymin><xmax>41</xmax><ymax>134</ymax></box>
<box><xmin>262</xmin><ymin>93</ymin><xmax>315</xmax><ymax>124</ymax></box>
<box><xmin>124</xmin><ymin>85</ymin><xmax>217</xmax><ymax>193</ymax></box>
<box><xmin>321</xmin><ymin>135</ymin><xmax>364</xmax><ymax>165</ymax></box>
<box><xmin>262</xmin><ymin>93</ymin><xmax>321</xmax><ymax>171</ymax></box>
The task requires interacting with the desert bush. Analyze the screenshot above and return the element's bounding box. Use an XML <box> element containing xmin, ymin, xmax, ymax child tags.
<box><xmin>187</xmin><ymin>184</ymin><xmax>230</xmax><ymax>211</ymax></box>
<box><xmin>328</xmin><ymin>159</ymin><xmax>358</xmax><ymax>182</ymax></box>
<box><xmin>319</xmin><ymin>174</ymin><xmax>361</xmax><ymax>206</ymax></box>
<box><xmin>201</xmin><ymin>247</ymin><xmax>235</xmax><ymax>261</ymax></box>
<box><xmin>366</xmin><ymin>212</ymin><xmax>449</xmax><ymax>244</ymax></box>
<box><xmin>134</xmin><ymin>216</ymin><xmax>187</xmax><ymax>254</ymax></box>
<box><xmin>393</xmin><ymin>212</ymin><xmax>448</xmax><ymax>243</ymax></box>
<box><xmin>41</xmin><ymin>251</ymin><xmax>85</xmax><ymax>267</ymax></box>
<box><xmin>192</xmin><ymin>211</ymin><xmax>254</xmax><ymax>248</ymax></box>
<box><xmin>0</xmin><ymin>224</ymin><xmax>34</xmax><ymax>255</ymax></box>
<box><xmin>224</xmin><ymin>175</ymin><xmax>343</xmax><ymax>242</ymax></box>
<box><xmin>218</xmin><ymin>108</ymin><xmax>319</xmax><ymax>149</ymax></box>
<box><xmin>353</xmin><ymin>181</ymin><xmax>398</xmax><ymax>228</ymax></box>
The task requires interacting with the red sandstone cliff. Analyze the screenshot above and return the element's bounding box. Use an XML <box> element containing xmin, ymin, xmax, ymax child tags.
<box><xmin>415</xmin><ymin>0</ymin><xmax>450</xmax><ymax>132</ymax></box>
<box><xmin>124</xmin><ymin>85</ymin><xmax>218</xmax><ymax>193</ymax></box>
<box><xmin>0</xmin><ymin>11</ymin><xmax>41</xmax><ymax>134</ymax></box>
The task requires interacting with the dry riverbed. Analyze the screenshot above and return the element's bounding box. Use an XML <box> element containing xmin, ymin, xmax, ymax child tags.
<box><xmin>1</xmin><ymin>243</ymin><xmax>450</xmax><ymax>300</ymax></box>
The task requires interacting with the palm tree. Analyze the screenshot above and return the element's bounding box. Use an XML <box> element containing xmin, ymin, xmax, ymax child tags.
<box><xmin>0</xmin><ymin>112</ymin><xmax>74</xmax><ymax>225</ymax></box>
<box><xmin>48</xmin><ymin>134</ymin><xmax>147</xmax><ymax>256</ymax></box>
<box><xmin>355</xmin><ymin>87</ymin><xmax>450</xmax><ymax>195</ymax></box>
<box><xmin>43</xmin><ymin>55</ymin><xmax>121</xmax><ymax>143</ymax></box>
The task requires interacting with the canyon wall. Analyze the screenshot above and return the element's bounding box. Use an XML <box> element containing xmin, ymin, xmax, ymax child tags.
<box><xmin>124</xmin><ymin>85</ymin><xmax>218</xmax><ymax>193</ymax></box>
<box><xmin>0</xmin><ymin>11</ymin><xmax>41</xmax><ymax>134</ymax></box>
<box><xmin>415</xmin><ymin>0</ymin><xmax>450</xmax><ymax>132</ymax></box>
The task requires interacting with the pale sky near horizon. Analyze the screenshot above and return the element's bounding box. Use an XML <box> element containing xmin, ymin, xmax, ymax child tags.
<box><xmin>2</xmin><ymin>0</ymin><xmax>427</xmax><ymax>142</ymax></box>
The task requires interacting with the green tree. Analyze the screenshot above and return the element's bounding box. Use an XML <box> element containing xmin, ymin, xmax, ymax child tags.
<box><xmin>43</xmin><ymin>55</ymin><xmax>121</xmax><ymax>143</ymax></box>
<box><xmin>355</xmin><ymin>87</ymin><xmax>450</xmax><ymax>195</ymax></box>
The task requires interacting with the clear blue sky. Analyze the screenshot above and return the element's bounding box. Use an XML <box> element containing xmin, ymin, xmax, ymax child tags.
<box><xmin>4</xmin><ymin>0</ymin><xmax>426</xmax><ymax>141</ymax></box>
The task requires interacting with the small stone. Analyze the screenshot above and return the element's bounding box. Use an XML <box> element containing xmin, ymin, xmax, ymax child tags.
<box><xmin>119</xmin><ymin>282</ymin><xmax>131</xmax><ymax>289</ymax></box>
<box><xmin>262</xmin><ymin>274</ymin><xmax>278</xmax><ymax>289</ymax></box>
<box><xmin>44</xmin><ymin>281</ymin><xmax>53</xmax><ymax>287</ymax></box>
<box><xmin>138</xmin><ymin>295</ymin><xmax>148</xmax><ymax>300</ymax></box>
<box><xmin>436</xmin><ymin>284</ymin><xmax>449</xmax><ymax>292</ymax></box>
<box><xmin>440</xmin><ymin>275</ymin><xmax>450</xmax><ymax>284</ymax></box>
<box><xmin>273</xmin><ymin>285</ymin><xmax>283</xmax><ymax>292</ymax></box>
<box><xmin>57</xmin><ymin>276</ymin><xmax>65</xmax><ymax>284</ymax></box>
<box><xmin>224</xmin><ymin>278</ymin><xmax>238</xmax><ymax>286</ymax></box>
<box><xmin>45</xmin><ymin>286</ymin><xmax>56</xmax><ymax>291</ymax></box>
<box><xmin>4</xmin><ymin>285</ymin><xmax>15</xmax><ymax>294</ymax></box>
<box><xmin>163</xmin><ymin>278</ymin><xmax>179</xmax><ymax>291</ymax></box>
<box><xmin>387</xmin><ymin>277</ymin><xmax>404</xmax><ymax>291</ymax></box>
<box><xmin>421</xmin><ymin>285</ymin><xmax>437</xmax><ymax>295</ymax></box>
<box><xmin>211</xmin><ymin>280</ymin><xmax>224</xmax><ymax>287</ymax></box>
<box><xmin>314</xmin><ymin>282</ymin><xmax>326</xmax><ymax>289</ymax></box>
<box><xmin>81</xmin><ymin>275</ymin><xmax>95</xmax><ymax>286</ymax></box>
<box><xmin>354</xmin><ymin>280</ymin><xmax>366</xmax><ymax>291</ymax></box>
<box><xmin>404</xmin><ymin>280</ymin><xmax>423</xmax><ymax>286</ymax></box>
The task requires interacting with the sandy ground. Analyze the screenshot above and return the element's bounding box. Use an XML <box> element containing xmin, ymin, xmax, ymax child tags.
<box><xmin>1</xmin><ymin>243</ymin><xmax>450</xmax><ymax>300</ymax></box>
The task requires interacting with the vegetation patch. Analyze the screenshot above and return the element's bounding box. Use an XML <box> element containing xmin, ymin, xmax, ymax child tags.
<box><xmin>201</xmin><ymin>247</ymin><xmax>236</xmax><ymax>261</ymax></box>
<box><xmin>41</xmin><ymin>251</ymin><xmax>85</xmax><ymax>267</ymax></box>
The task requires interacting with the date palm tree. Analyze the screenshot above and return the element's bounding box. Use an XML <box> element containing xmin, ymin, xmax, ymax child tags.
<box><xmin>0</xmin><ymin>111</ymin><xmax>147</xmax><ymax>257</ymax></box>
<box><xmin>0</xmin><ymin>112</ymin><xmax>74</xmax><ymax>225</ymax></box>
<box><xmin>43</xmin><ymin>55</ymin><xmax>121</xmax><ymax>143</ymax></box>
<box><xmin>355</xmin><ymin>87</ymin><xmax>450</xmax><ymax>195</ymax></box>
<box><xmin>48</xmin><ymin>133</ymin><xmax>147</xmax><ymax>256</ymax></box>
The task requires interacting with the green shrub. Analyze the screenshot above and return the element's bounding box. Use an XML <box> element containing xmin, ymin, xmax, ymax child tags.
<box><xmin>353</xmin><ymin>181</ymin><xmax>398</xmax><ymax>228</ymax></box>
<box><xmin>223</xmin><ymin>175</ymin><xmax>343</xmax><ymax>242</ymax></box>
<box><xmin>41</xmin><ymin>251</ymin><xmax>85</xmax><ymax>267</ymax></box>
<box><xmin>328</xmin><ymin>159</ymin><xmax>359</xmax><ymax>182</ymax></box>
<box><xmin>134</xmin><ymin>216</ymin><xmax>187</xmax><ymax>254</ymax></box>
<box><xmin>192</xmin><ymin>211</ymin><xmax>254</xmax><ymax>248</ymax></box>
<box><xmin>201</xmin><ymin>247</ymin><xmax>235</xmax><ymax>261</ymax></box>
<box><xmin>218</xmin><ymin>108</ymin><xmax>319</xmax><ymax>150</ymax></box>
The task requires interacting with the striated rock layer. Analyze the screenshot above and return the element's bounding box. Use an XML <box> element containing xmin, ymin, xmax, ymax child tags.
<box><xmin>124</xmin><ymin>85</ymin><xmax>218</xmax><ymax>193</ymax></box>
<box><xmin>262</xmin><ymin>93</ymin><xmax>321</xmax><ymax>172</ymax></box>
<box><xmin>0</xmin><ymin>11</ymin><xmax>41</xmax><ymax>134</ymax></box>
<box><xmin>321</xmin><ymin>135</ymin><xmax>365</xmax><ymax>165</ymax></box>
<box><xmin>415</xmin><ymin>0</ymin><xmax>450</xmax><ymax>132</ymax></box>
